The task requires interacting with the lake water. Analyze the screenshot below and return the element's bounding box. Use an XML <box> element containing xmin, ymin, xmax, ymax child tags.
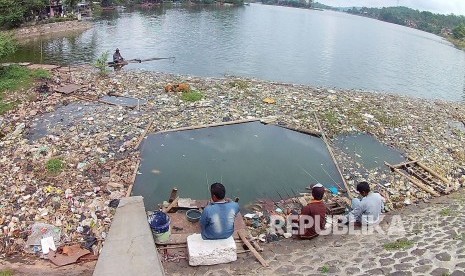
<box><xmin>333</xmin><ymin>133</ymin><xmax>405</xmax><ymax>171</ymax></box>
<box><xmin>133</xmin><ymin>122</ymin><xmax>344</xmax><ymax>209</ymax></box>
<box><xmin>4</xmin><ymin>4</ymin><xmax>465</xmax><ymax>100</ymax></box>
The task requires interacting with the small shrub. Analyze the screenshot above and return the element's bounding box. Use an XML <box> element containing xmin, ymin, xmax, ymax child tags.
<box><xmin>383</xmin><ymin>239</ymin><xmax>414</xmax><ymax>250</ymax></box>
<box><xmin>31</xmin><ymin>69</ymin><xmax>51</xmax><ymax>79</ymax></box>
<box><xmin>94</xmin><ymin>51</ymin><xmax>110</xmax><ymax>76</ymax></box>
<box><xmin>440</xmin><ymin>208</ymin><xmax>457</xmax><ymax>216</ymax></box>
<box><xmin>320</xmin><ymin>265</ymin><xmax>330</xmax><ymax>273</ymax></box>
<box><xmin>182</xmin><ymin>90</ymin><xmax>203</xmax><ymax>102</ymax></box>
<box><xmin>46</xmin><ymin>158</ymin><xmax>64</xmax><ymax>174</ymax></box>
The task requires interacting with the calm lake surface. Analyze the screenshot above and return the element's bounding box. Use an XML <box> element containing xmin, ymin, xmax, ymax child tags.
<box><xmin>133</xmin><ymin>122</ymin><xmax>344</xmax><ymax>209</ymax></box>
<box><xmin>5</xmin><ymin>3</ymin><xmax>465</xmax><ymax>100</ymax></box>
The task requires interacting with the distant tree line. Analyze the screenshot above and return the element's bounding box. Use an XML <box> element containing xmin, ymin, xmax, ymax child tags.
<box><xmin>0</xmin><ymin>0</ymin><xmax>85</xmax><ymax>29</ymax></box>
<box><xmin>261</xmin><ymin>0</ymin><xmax>313</xmax><ymax>9</ymax></box>
<box><xmin>346</xmin><ymin>6</ymin><xmax>465</xmax><ymax>39</ymax></box>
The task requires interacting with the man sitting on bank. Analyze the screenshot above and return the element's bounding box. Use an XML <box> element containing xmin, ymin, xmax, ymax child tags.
<box><xmin>291</xmin><ymin>183</ymin><xmax>327</xmax><ymax>239</ymax></box>
<box><xmin>200</xmin><ymin>183</ymin><xmax>240</xmax><ymax>240</ymax></box>
<box><xmin>340</xmin><ymin>181</ymin><xmax>385</xmax><ymax>226</ymax></box>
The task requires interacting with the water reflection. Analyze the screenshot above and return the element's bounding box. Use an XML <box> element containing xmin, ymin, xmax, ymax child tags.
<box><xmin>11</xmin><ymin>30</ymin><xmax>100</xmax><ymax>65</ymax></box>
<box><xmin>3</xmin><ymin>4</ymin><xmax>465</xmax><ymax>101</ymax></box>
<box><xmin>133</xmin><ymin>122</ymin><xmax>343</xmax><ymax>209</ymax></box>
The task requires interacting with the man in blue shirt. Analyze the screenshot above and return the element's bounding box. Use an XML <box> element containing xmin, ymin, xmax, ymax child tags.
<box><xmin>200</xmin><ymin>183</ymin><xmax>240</xmax><ymax>240</ymax></box>
<box><xmin>340</xmin><ymin>181</ymin><xmax>385</xmax><ymax>225</ymax></box>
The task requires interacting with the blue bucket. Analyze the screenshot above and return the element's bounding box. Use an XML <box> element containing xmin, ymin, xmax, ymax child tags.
<box><xmin>148</xmin><ymin>211</ymin><xmax>171</xmax><ymax>234</ymax></box>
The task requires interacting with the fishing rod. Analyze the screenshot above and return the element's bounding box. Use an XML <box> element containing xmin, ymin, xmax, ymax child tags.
<box><xmin>320</xmin><ymin>164</ymin><xmax>344</xmax><ymax>191</ymax></box>
<box><xmin>298</xmin><ymin>164</ymin><xmax>320</xmax><ymax>183</ymax></box>
<box><xmin>131</xmin><ymin>57</ymin><xmax>176</xmax><ymax>63</ymax></box>
<box><xmin>107</xmin><ymin>56</ymin><xmax>176</xmax><ymax>66</ymax></box>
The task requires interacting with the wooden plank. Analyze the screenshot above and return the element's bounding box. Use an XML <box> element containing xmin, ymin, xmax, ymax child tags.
<box><xmin>416</xmin><ymin>161</ymin><xmax>451</xmax><ymax>186</ymax></box>
<box><xmin>134</xmin><ymin>118</ymin><xmax>155</xmax><ymax>150</ymax></box>
<box><xmin>385</xmin><ymin>162</ymin><xmax>440</xmax><ymax>196</ymax></box>
<box><xmin>271</xmin><ymin>124</ymin><xmax>322</xmax><ymax>137</ymax></box>
<box><xmin>125</xmin><ymin>159</ymin><xmax>141</xmax><ymax>197</ymax></box>
<box><xmin>313</xmin><ymin>112</ymin><xmax>352</xmax><ymax>198</ymax></box>
<box><xmin>391</xmin><ymin>160</ymin><xmax>418</xmax><ymax>169</ymax></box>
<box><xmin>155</xmin><ymin>118</ymin><xmax>260</xmax><ymax>135</ymax></box>
<box><xmin>237</xmin><ymin>229</ymin><xmax>269</xmax><ymax>267</ymax></box>
<box><xmin>163</xmin><ymin>197</ymin><xmax>179</xmax><ymax>213</ymax></box>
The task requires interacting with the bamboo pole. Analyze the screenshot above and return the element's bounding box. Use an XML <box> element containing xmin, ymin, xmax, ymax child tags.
<box><xmin>237</xmin><ymin>229</ymin><xmax>269</xmax><ymax>267</ymax></box>
<box><xmin>134</xmin><ymin>118</ymin><xmax>155</xmax><ymax>150</ymax></box>
<box><xmin>415</xmin><ymin>162</ymin><xmax>450</xmax><ymax>185</ymax></box>
<box><xmin>313</xmin><ymin>112</ymin><xmax>352</xmax><ymax>198</ymax></box>
<box><xmin>155</xmin><ymin>118</ymin><xmax>260</xmax><ymax>134</ymax></box>
<box><xmin>385</xmin><ymin>162</ymin><xmax>440</xmax><ymax>197</ymax></box>
<box><xmin>390</xmin><ymin>160</ymin><xmax>418</xmax><ymax>169</ymax></box>
<box><xmin>271</xmin><ymin>124</ymin><xmax>322</xmax><ymax>137</ymax></box>
<box><xmin>126</xmin><ymin>159</ymin><xmax>141</xmax><ymax>197</ymax></box>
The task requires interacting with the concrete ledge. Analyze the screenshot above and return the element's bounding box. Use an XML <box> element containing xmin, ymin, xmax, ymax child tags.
<box><xmin>93</xmin><ymin>196</ymin><xmax>164</xmax><ymax>276</ymax></box>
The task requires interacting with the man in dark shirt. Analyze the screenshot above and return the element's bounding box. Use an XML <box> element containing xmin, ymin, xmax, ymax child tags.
<box><xmin>113</xmin><ymin>48</ymin><xmax>124</xmax><ymax>64</ymax></box>
<box><xmin>293</xmin><ymin>183</ymin><xmax>326</xmax><ymax>239</ymax></box>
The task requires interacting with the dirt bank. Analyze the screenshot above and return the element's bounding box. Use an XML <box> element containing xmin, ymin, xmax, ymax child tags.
<box><xmin>13</xmin><ymin>20</ymin><xmax>93</xmax><ymax>40</ymax></box>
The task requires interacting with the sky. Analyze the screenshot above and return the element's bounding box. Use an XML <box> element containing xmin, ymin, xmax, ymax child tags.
<box><xmin>317</xmin><ymin>0</ymin><xmax>465</xmax><ymax>16</ymax></box>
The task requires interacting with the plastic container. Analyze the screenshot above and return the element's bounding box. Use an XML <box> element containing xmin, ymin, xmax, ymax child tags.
<box><xmin>186</xmin><ymin>209</ymin><xmax>202</xmax><ymax>223</ymax></box>
<box><xmin>148</xmin><ymin>211</ymin><xmax>171</xmax><ymax>233</ymax></box>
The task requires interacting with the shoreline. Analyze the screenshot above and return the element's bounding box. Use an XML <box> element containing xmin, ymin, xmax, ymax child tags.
<box><xmin>0</xmin><ymin>65</ymin><xmax>464</xmax><ymax>258</ymax></box>
<box><xmin>12</xmin><ymin>20</ymin><xmax>93</xmax><ymax>41</ymax></box>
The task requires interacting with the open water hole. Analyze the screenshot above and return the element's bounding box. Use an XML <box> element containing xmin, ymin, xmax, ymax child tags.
<box><xmin>134</xmin><ymin>121</ymin><xmax>343</xmax><ymax>210</ymax></box>
<box><xmin>333</xmin><ymin>133</ymin><xmax>406</xmax><ymax>171</ymax></box>
<box><xmin>134</xmin><ymin>124</ymin><xmax>409</xmax><ymax>210</ymax></box>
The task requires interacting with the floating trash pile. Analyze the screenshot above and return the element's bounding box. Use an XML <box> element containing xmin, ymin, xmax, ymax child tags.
<box><xmin>0</xmin><ymin>65</ymin><xmax>464</xmax><ymax>259</ymax></box>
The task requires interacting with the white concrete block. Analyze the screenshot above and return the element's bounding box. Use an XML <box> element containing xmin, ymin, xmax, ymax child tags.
<box><xmin>187</xmin><ymin>233</ymin><xmax>237</xmax><ymax>266</ymax></box>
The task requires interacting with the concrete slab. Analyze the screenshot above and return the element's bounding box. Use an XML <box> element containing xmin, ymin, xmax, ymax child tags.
<box><xmin>55</xmin><ymin>84</ymin><xmax>82</xmax><ymax>95</ymax></box>
<box><xmin>93</xmin><ymin>196</ymin><xmax>164</xmax><ymax>276</ymax></box>
<box><xmin>187</xmin><ymin>234</ymin><xmax>237</xmax><ymax>266</ymax></box>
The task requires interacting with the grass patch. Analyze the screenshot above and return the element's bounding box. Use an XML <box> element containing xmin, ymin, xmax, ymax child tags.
<box><xmin>0</xmin><ymin>269</ymin><xmax>14</xmax><ymax>276</ymax></box>
<box><xmin>440</xmin><ymin>208</ymin><xmax>457</xmax><ymax>216</ymax></box>
<box><xmin>0</xmin><ymin>65</ymin><xmax>34</xmax><ymax>92</ymax></box>
<box><xmin>181</xmin><ymin>90</ymin><xmax>203</xmax><ymax>102</ymax></box>
<box><xmin>374</xmin><ymin>113</ymin><xmax>403</xmax><ymax>128</ymax></box>
<box><xmin>320</xmin><ymin>265</ymin><xmax>329</xmax><ymax>273</ymax></box>
<box><xmin>228</xmin><ymin>79</ymin><xmax>249</xmax><ymax>90</ymax></box>
<box><xmin>324</xmin><ymin>110</ymin><xmax>339</xmax><ymax>126</ymax></box>
<box><xmin>0</xmin><ymin>65</ymin><xmax>51</xmax><ymax>114</ymax></box>
<box><xmin>30</xmin><ymin>69</ymin><xmax>51</xmax><ymax>80</ymax></box>
<box><xmin>383</xmin><ymin>239</ymin><xmax>414</xmax><ymax>251</ymax></box>
<box><xmin>454</xmin><ymin>233</ymin><xmax>465</xmax><ymax>241</ymax></box>
<box><xmin>46</xmin><ymin>158</ymin><xmax>64</xmax><ymax>174</ymax></box>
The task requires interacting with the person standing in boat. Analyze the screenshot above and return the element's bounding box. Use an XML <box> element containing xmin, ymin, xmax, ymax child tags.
<box><xmin>113</xmin><ymin>48</ymin><xmax>124</xmax><ymax>64</ymax></box>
